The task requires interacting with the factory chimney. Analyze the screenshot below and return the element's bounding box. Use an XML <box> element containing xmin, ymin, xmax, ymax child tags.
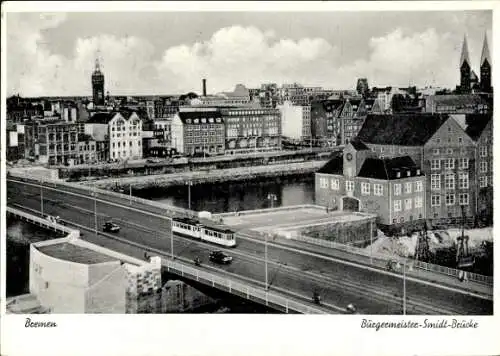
<box><xmin>202</xmin><ymin>79</ymin><xmax>207</xmax><ymax>97</ymax></box>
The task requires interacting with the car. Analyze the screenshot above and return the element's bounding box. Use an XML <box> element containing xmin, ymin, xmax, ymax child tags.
<box><xmin>346</xmin><ymin>303</ymin><xmax>357</xmax><ymax>314</ymax></box>
<box><xmin>103</xmin><ymin>221</ymin><xmax>120</xmax><ymax>233</ymax></box>
<box><xmin>209</xmin><ymin>251</ymin><xmax>233</xmax><ymax>264</ymax></box>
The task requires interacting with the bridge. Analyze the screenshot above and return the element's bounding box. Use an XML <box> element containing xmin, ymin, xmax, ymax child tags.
<box><xmin>7</xmin><ymin>173</ymin><xmax>494</xmax><ymax>315</ymax></box>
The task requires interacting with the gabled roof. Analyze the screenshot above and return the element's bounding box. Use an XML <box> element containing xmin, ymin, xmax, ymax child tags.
<box><xmin>317</xmin><ymin>151</ymin><xmax>343</xmax><ymax>175</ymax></box>
<box><xmin>357</xmin><ymin>113</ymin><xmax>448</xmax><ymax>145</ymax></box>
<box><xmin>480</xmin><ymin>33</ymin><xmax>491</xmax><ymax>66</ymax></box>
<box><xmin>465</xmin><ymin>114</ymin><xmax>492</xmax><ymax>141</ymax></box>
<box><xmin>358</xmin><ymin>156</ymin><xmax>423</xmax><ymax>180</ymax></box>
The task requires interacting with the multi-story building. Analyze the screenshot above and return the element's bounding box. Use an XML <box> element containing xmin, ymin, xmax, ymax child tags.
<box><xmin>171</xmin><ymin>109</ymin><xmax>225</xmax><ymax>155</ymax></box>
<box><xmin>6</xmin><ymin>95</ymin><xmax>43</xmax><ymax>123</ymax></box>
<box><xmin>424</xmin><ymin>94</ymin><xmax>490</xmax><ymax>114</ymax></box>
<box><xmin>220</xmin><ymin>106</ymin><xmax>281</xmax><ymax>154</ymax></box>
<box><xmin>277</xmin><ymin>101</ymin><xmax>311</xmax><ymax>141</ymax></box>
<box><xmin>339</xmin><ymin>98</ymin><xmax>375</xmax><ymax>145</ymax></box>
<box><xmin>6</xmin><ymin>122</ymin><xmax>26</xmax><ymax>161</ymax></box>
<box><xmin>356</xmin><ymin>113</ymin><xmax>492</xmax><ymax>226</ymax></box>
<box><xmin>26</xmin><ymin>121</ymin><xmax>79</xmax><ymax>165</ymax></box>
<box><xmin>315</xmin><ymin>141</ymin><xmax>426</xmax><ymax>232</ymax></box>
<box><xmin>85</xmin><ymin>110</ymin><xmax>143</xmax><ymax>161</ymax></box>
<box><xmin>310</xmin><ymin>99</ymin><xmax>344</xmax><ymax>146</ymax></box>
<box><xmin>466</xmin><ymin>115</ymin><xmax>493</xmax><ymax>224</ymax></box>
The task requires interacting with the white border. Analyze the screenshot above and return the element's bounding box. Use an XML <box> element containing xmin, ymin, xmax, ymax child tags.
<box><xmin>1</xmin><ymin>2</ymin><xmax>500</xmax><ymax>356</ymax></box>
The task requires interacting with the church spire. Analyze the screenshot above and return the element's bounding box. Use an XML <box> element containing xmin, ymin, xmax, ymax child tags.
<box><xmin>460</xmin><ymin>34</ymin><xmax>470</xmax><ymax>67</ymax></box>
<box><xmin>480</xmin><ymin>33</ymin><xmax>491</xmax><ymax>66</ymax></box>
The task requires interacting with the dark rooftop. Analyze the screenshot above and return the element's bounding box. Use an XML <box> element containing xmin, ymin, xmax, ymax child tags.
<box><xmin>465</xmin><ymin>114</ymin><xmax>492</xmax><ymax>141</ymax></box>
<box><xmin>37</xmin><ymin>243</ymin><xmax>117</xmax><ymax>265</ymax></box>
<box><xmin>429</xmin><ymin>94</ymin><xmax>486</xmax><ymax>106</ymax></box>
<box><xmin>358</xmin><ymin>156</ymin><xmax>423</xmax><ymax>180</ymax></box>
<box><xmin>86</xmin><ymin>112</ymin><xmax>115</xmax><ymax>124</ymax></box>
<box><xmin>317</xmin><ymin>151</ymin><xmax>343</xmax><ymax>175</ymax></box>
<box><xmin>178</xmin><ymin>111</ymin><xmax>224</xmax><ymax>124</ymax></box>
<box><xmin>357</xmin><ymin>113</ymin><xmax>448</xmax><ymax>145</ymax></box>
<box><xmin>350</xmin><ymin>139</ymin><xmax>369</xmax><ymax>151</ymax></box>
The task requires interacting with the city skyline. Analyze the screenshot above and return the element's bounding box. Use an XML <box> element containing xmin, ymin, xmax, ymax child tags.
<box><xmin>6</xmin><ymin>10</ymin><xmax>492</xmax><ymax>97</ymax></box>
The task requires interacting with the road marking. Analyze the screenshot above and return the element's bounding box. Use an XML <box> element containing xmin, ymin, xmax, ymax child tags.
<box><xmin>9</xmin><ymin>178</ymin><xmax>493</xmax><ymax>302</ymax></box>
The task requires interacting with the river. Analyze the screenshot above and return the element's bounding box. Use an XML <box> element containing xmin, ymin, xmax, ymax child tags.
<box><xmin>134</xmin><ymin>174</ymin><xmax>315</xmax><ymax>212</ymax></box>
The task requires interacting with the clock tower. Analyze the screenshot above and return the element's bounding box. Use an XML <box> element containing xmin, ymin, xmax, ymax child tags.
<box><xmin>343</xmin><ymin>140</ymin><xmax>374</xmax><ymax>177</ymax></box>
<box><xmin>92</xmin><ymin>58</ymin><xmax>105</xmax><ymax>106</ymax></box>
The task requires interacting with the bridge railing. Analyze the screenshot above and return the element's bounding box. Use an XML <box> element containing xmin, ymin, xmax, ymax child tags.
<box><xmin>8</xmin><ymin>172</ymin><xmax>196</xmax><ymax>219</ymax></box>
<box><xmin>291</xmin><ymin>234</ymin><xmax>493</xmax><ymax>286</ymax></box>
<box><xmin>6</xmin><ymin>206</ymin><xmax>78</xmax><ymax>237</ymax></box>
<box><xmin>163</xmin><ymin>259</ymin><xmax>326</xmax><ymax>314</ymax></box>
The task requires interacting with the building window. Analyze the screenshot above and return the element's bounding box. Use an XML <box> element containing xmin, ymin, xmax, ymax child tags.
<box><xmin>346</xmin><ymin>181</ymin><xmax>354</xmax><ymax>192</ymax></box>
<box><xmin>459</xmin><ymin>158</ymin><xmax>469</xmax><ymax>169</ymax></box>
<box><xmin>445</xmin><ymin>174</ymin><xmax>455</xmax><ymax>190</ymax></box>
<box><xmin>405</xmin><ymin>182</ymin><xmax>412</xmax><ymax>194</ymax></box>
<box><xmin>458</xmin><ymin>173</ymin><xmax>469</xmax><ymax>189</ymax></box>
<box><xmin>374</xmin><ymin>184</ymin><xmax>383</xmax><ymax>196</ymax></box>
<box><xmin>431</xmin><ymin>195</ymin><xmax>441</xmax><ymax>207</ymax></box>
<box><xmin>459</xmin><ymin>193</ymin><xmax>469</xmax><ymax>206</ymax></box>
<box><xmin>361</xmin><ymin>182</ymin><xmax>370</xmax><ymax>195</ymax></box>
<box><xmin>431</xmin><ymin>159</ymin><xmax>440</xmax><ymax>170</ymax></box>
<box><xmin>444</xmin><ymin>158</ymin><xmax>455</xmax><ymax>170</ymax></box>
<box><xmin>480</xmin><ymin>146</ymin><xmax>487</xmax><ymax>157</ymax></box>
<box><xmin>480</xmin><ymin>176</ymin><xmax>487</xmax><ymax>188</ymax></box>
<box><xmin>415</xmin><ymin>181</ymin><xmax>423</xmax><ymax>192</ymax></box>
<box><xmin>320</xmin><ymin>177</ymin><xmax>328</xmax><ymax>189</ymax></box>
<box><xmin>480</xmin><ymin>161</ymin><xmax>487</xmax><ymax>173</ymax></box>
<box><xmin>433</xmin><ymin>148</ymin><xmax>440</xmax><ymax>155</ymax></box>
<box><xmin>414</xmin><ymin>196</ymin><xmax>423</xmax><ymax>208</ymax></box>
<box><xmin>445</xmin><ymin>193</ymin><xmax>455</xmax><ymax>206</ymax></box>
<box><xmin>394</xmin><ymin>184</ymin><xmax>401</xmax><ymax>196</ymax></box>
<box><xmin>447</xmin><ymin>148</ymin><xmax>453</xmax><ymax>155</ymax></box>
<box><xmin>404</xmin><ymin>198</ymin><xmax>412</xmax><ymax>211</ymax></box>
<box><xmin>330</xmin><ymin>179</ymin><xmax>339</xmax><ymax>190</ymax></box>
<box><xmin>393</xmin><ymin>200</ymin><xmax>402</xmax><ymax>212</ymax></box>
<box><xmin>431</xmin><ymin>174</ymin><xmax>441</xmax><ymax>190</ymax></box>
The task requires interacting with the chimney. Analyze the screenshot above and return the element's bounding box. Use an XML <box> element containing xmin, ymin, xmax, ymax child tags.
<box><xmin>202</xmin><ymin>79</ymin><xmax>207</xmax><ymax>97</ymax></box>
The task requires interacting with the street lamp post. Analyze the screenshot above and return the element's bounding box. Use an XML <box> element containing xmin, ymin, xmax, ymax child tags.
<box><xmin>170</xmin><ymin>218</ymin><xmax>174</xmax><ymax>259</ymax></box>
<box><xmin>267</xmin><ymin>193</ymin><xmax>277</xmax><ymax>209</ymax></box>
<box><xmin>370</xmin><ymin>219</ymin><xmax>373</xmax><ymax>265</ymax></box>
<box><xmin>129</xmin><ymin>184</ymin><xmax>132</xmax><ymax>205</ymax></box>
<box><xmin>403</xmin><ymin>258</ymin><xmax>407</xmax><ymax>315</ymax></box>
<box><xmin>186</xmin><ymin>181</ymin><xmax>193</xmax><ymax>210</ymax></box>
<box><xmin>40</xmin><ymin>179</ymin><xmax>44</xmax><ymax>217</ymax></box>
<box><xmin>93</xmin><ymin>185</ymin><xmax>98</xmax><ymax>233</ymax></box>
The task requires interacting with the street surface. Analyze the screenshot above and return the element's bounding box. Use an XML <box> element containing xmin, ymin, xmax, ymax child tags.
<box><xmin>7</xmin><ymin>178</ymin><xmax>493</xmax><ymax>315</ymax></box>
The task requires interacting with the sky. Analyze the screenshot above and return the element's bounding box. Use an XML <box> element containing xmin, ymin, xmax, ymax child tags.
<box><xmin>5</xmin><ymin>9</ymin><xmax>492</xmax><ymax>97</ymax></box>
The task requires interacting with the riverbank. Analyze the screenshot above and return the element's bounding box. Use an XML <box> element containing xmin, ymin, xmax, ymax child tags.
<box><xmin>82</xmin><ymin>161</ymin><xmax>327</xmax><ymax>190</ymax></box>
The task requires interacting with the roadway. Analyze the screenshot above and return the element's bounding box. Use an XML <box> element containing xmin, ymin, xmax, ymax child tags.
<box><xmin>7</xmin><ymin>178</ymin><xmax>493</xmax><ymax>315</ymax></box>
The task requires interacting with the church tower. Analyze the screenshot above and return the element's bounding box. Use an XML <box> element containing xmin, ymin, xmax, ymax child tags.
<box><xmin>459</xmin><ymin>35</ymin><xmax>471</xmax><ymax>94</ymax></box>
<box><xmin>480</xmin><ymin>33</ymin><xmax>492</xmax><ymax>93</ymax></box>
<box><xmin>92</xmin><ymin>58</ymin><xmax>105</xmax><ymax>105</ymax></box>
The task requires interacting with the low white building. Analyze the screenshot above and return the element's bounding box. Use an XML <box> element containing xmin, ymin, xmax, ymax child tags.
<box><xmin>277</xmin><ymin>100</ymin><xmax>311</xmax><ymax>140</ymax></box>
<box><xmin>29</xmin><ymin>236</ymin><xmax>162</xmax><ymax>313</ymax></box>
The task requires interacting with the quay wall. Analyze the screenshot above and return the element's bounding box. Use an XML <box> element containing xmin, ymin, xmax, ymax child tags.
<box><xmin>82</xmin><ymin>161</ymin><xmax>328</xmax><ymax>190</ymax></box>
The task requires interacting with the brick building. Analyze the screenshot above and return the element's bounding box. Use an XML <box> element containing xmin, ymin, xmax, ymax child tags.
<box><xmin>310</xmin><ymin>99</ymin><xmax>343</xmax><ymax>146</ymax></box>
<box><xmin>27</xmin><ymin>121</ymin><xmax>79</xmax><ymax>165</ymax></box>
<box><xmin>220</xmin><ymin>107</ymin><xmax>281</xmax><ymax>155</ymax></box>
<box><xmin>315</xmin><ymin>141</ymin><xmax>426</xmax><ymax>232</ymax></box>
<box><xmin>171</xmin><ymin>109</ymin><xmax>225</xmax><ymax>156</ymax></box>
<box><xmin>355</xmin><ymin>113</ymin><xmax>493</xmax><ymax>226</ymax></box>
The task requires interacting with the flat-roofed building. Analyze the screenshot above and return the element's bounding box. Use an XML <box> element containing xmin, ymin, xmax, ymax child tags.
<box><xmin>30</xmin><ymin>237</ymin><xmax>161</xmax><ymax>313</ymax></box>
